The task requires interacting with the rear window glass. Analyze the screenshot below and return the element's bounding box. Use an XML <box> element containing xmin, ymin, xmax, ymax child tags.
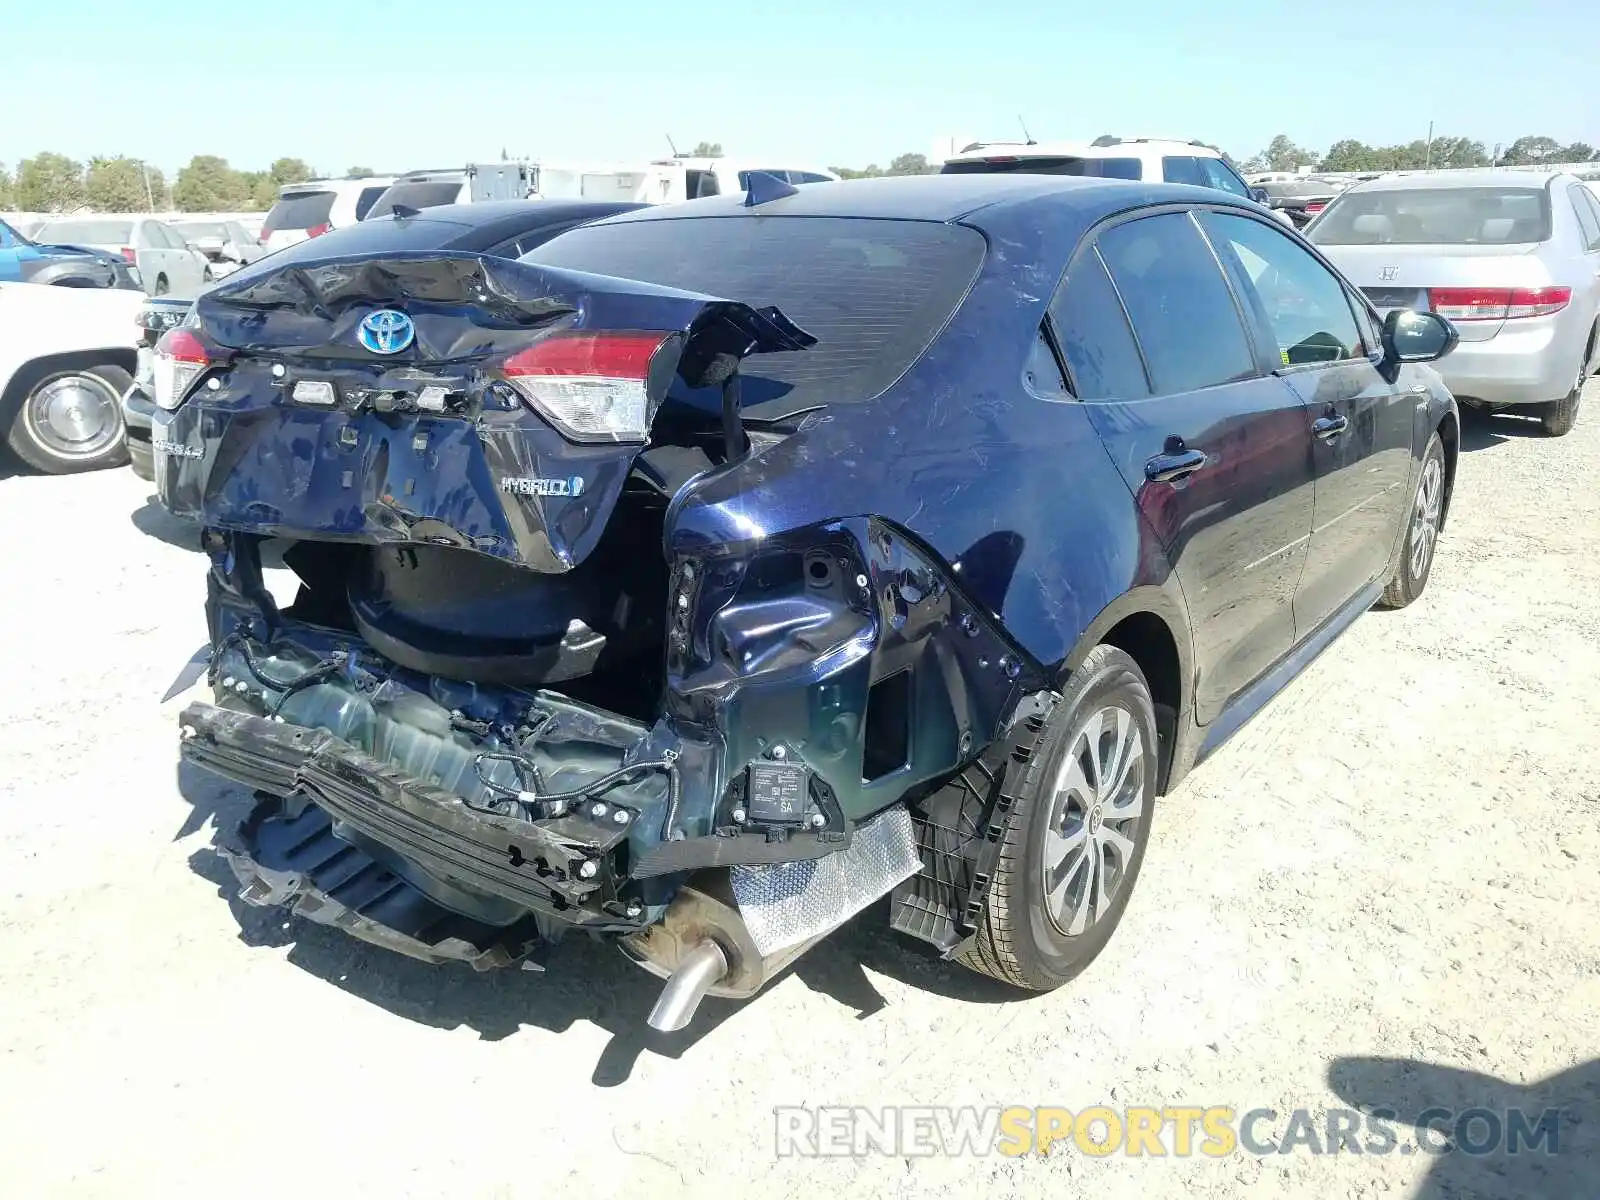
<box><xmin>942</xmin><ymin>156</ymin><xmax>1142</xmax><ymax>180</ymax></box>
<box><xmin>35</xmin><ymin>219</ymin><xmax>132</xmax><ymax>244</ymax></box>
<box><xmin>262</xmin><ymin>191</ymin><xmax>334</xmax><ymax>235</ymax></box>
<box><xmin>522</xmin><ymin>216</ymin><xmax>986</xmax><ymax>414</ymax></box>
<box><xmin>366</xmin><ymin>181</ymin><xmax>464</xmax><ymax>218</ymax></box>
<box><xmin>1308</xmin><ymin>187</ymin><xmax>1552</xmax><ymax>245</ymax></box>
<box><xmin>175</xmin><ymin>222</ymin><xmax>226</xmax><ymax>239</ymax></box>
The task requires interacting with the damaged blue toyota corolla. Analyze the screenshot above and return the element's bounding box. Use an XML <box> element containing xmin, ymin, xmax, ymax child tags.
<box><xmin>155</xmin><ymin>173</ymin><xmax>1461</xmax><ymax>1031</ymax></box>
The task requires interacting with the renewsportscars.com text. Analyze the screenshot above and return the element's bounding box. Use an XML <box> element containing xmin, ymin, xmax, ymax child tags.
<box><xmin>773</xmin><ymin>1104</ymin><xmax>1563</xmax><ymax>1159</ymax></box>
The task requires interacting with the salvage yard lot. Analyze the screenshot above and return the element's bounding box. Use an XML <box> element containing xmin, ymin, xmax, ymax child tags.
<box><xmin>2</xmin><ymin>391</ymin><xmax>1597</xmax><ymax>1198</ymax></box>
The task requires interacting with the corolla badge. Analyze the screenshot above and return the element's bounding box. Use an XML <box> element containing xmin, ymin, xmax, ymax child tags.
<box><xmin>358</xmin><ymin>309</ymin><xmax>415</xmax><ymax>355</ymax></box>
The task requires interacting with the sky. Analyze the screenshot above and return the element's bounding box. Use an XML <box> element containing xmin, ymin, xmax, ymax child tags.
<box><xmin>4</xmin><ymin>0</ymin><xmax>1596</xmax><ymax>176</ymax></box>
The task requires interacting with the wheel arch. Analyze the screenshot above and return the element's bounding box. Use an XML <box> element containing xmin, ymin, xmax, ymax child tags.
<box><xmin>1056</xmin><ymin>587</ymin><xmax>1193</xmax><ymax>795</ymax></box>
<box><xmin>1435</xmin><ymin>406</ymin><xmax>1460</xmax><ymax>532</ymax></box>
<box><xmin>0</xmin><ymin>348</ymin><xmax>138</xmax><ymax>422</ymax></box>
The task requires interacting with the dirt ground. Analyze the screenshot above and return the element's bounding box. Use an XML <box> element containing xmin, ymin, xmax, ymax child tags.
<box><xmin>2</xmin><ymin>389</ymin><xmax>1596</xmax><ymax>1199</ymax></box>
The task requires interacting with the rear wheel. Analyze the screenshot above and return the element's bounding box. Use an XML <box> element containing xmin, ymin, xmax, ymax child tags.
<box><xmin>1378</xmin><ymin>431</ymin><xmax>1445</xmax><ymax>609</ymax></box>
<box><xmin>4</xmin><ymin>365</ymin><xmax>132</xmax><ymax>475</ymax></box>
<box><xmin>1539</xmin><ymin>368</ymin><xmax>1584</xmax><ymax>437</ymax></box>
<box><xmin>957</xmin><ymin>644</ymin><xmax>1158</xmax><ymax>991</ymax></box>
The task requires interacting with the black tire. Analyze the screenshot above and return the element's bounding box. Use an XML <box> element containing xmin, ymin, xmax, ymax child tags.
<box><xmin>957</xmin><ymin>644</ymin><xmax>1159</xmax><ymax>991</ymax></box>
<box><xmin>153</xmin><ymin>275</ymin><xmax>169</xmax><ymax>296</ymax></box>
<box><xmin>1539</xmin><ymin>371</ymin><xmax>1582</xmax><ymax>437</ymax></box>
<box><xmin>4</xmin><ymin>364</ymin><xmax>132</xmax><ymax>475</ymax></box>
<box><xmin>1378</xmin><ymin>431</ymin><xmax>1445</xmax><ymax>609</ymax></box>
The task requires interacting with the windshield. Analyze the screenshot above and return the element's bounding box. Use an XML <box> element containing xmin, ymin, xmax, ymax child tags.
<box><xmin>522</xmin><ymin>215</ymin><xmax>986</xmax><ymax>415</ymax></box>
<box><xmin>35</xmin><ymin>219</ymin><xmax>133</xmax><ymax>244</ymax></box>
<box><xmin>366</xmin><ymin>180</ymin><xmax>464</xmax><ymax>218</ymax></box>
<box><xmin>1309</xmin><ymin>186</ymin><xmax>1552</xmax><ymax>245</ymax></box>
<box><xmin>262</xmin><ymin>191</ymin><xmax>334</xmax><ymax>234</ymax></box>
<box><xmin>942</xmin><ymin>155</ymin><xmax>1142</xmax><ymax>180</ymax></box>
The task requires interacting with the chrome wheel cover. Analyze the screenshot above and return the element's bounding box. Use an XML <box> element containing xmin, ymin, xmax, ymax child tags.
<box><xmin>1040</xmin><ymin>705</ymin><xmax>1147</xmax><ymax>937</ymax></box>
<box><xmin>25</xmin><ymin>373</ymin><xmax>124</xmax><ymax>461</ymax></box>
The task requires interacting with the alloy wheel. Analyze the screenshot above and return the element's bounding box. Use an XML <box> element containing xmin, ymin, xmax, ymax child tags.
<box><xmin>1040</xmin><ymin>705</ymin><xmax>1147</xmax><ymax>937</ymax></box>
<box><xmin>1409</xmin><ymin>455</ymin><xmax>1444</xmax><ymax>580</ymax></box>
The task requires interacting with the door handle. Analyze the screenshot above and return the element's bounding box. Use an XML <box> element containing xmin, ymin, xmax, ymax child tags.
<box><xmin>1144</xmin><ymin>447</ymin><xmax>1208</xmax><ymax>483</ymax></box>
<box><xmin>1313</xmin><ymin>414</ymin><xmax>1349</xmax><ymax>439</ymax></box>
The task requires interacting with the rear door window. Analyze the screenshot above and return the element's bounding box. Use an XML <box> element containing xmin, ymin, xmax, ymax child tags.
<box><xmin>1568</xmin><ymin>185</ymin><xmax>1600</xmax><ymax>250</ymax></box>
<box><xmin>262</xmin><ymin>190</ymin><xmax>334</xmax><ymax>235</ymax></box>
<box><xmin>1162</xmin><ymin>156</ymin><xmax>1208</xmax><ymax>187</ymax></box>
<box><xmin>523</xmin><ymin>216</ymin><xmax>986</xmax><ymax>414</ymax></box>
<box><xmin>1095</xmin><ymin>212</ymin><xmax>1258</xmax><ymax>394</ymax></box>
<box><xmin>1048</xmin><ymin>249</ymin><xmax>1151</xmax><ymax>400</ymax></box>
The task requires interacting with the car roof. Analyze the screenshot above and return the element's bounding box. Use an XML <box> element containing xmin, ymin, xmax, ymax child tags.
<box><xmin>1350</xmin><ymin>169</ymin><xmax>1566</xmax><ymax>192</ymax></box>
<box><xmin>588</xmin><ymin>172</ymin><xmax>1231</xmax><ymax>227</ymax></box>
<box><xmin>947</xmin><ymin>137</ymin><xmax>1220</xmax><ymax>161</ymax></box>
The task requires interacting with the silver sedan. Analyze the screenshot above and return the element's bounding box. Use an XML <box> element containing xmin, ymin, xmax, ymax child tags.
<box><xmin>1307</xmin><ymin>169</ymin><xmax>1600</xmax><ymax>436</ymax></box>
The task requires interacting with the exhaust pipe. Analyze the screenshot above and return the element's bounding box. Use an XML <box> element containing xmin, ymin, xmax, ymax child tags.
<box><xmin>646</xmin><ymin>938</ymin><xmax>729</xmax><ymax>1032</ymax></box>
<box><xmin>621</xmin><ymin>877</ymin><xmax>834</xmax><ymax>1033</ymax></box>
<box><xmin>623</xmin><ymin>805</ymin><xmax>923</xmax><ymax>1032</ymax></box>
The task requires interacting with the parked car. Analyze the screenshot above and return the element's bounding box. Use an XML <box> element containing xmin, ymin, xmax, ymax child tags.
<box><xmin>942</xmin><ymin>136</ymin><xmax>1291</xmax><ymax>221</ymax></box>
<box><xmin>1255</xmin><ymin>176</ymin><xmax>1350</xmax><ymax>228</ymax></box>
<box><xmin>0</xmin><ymin>281</ymin><xmax>144</xmax><ymax>473</ymax></box>
<box><xmin>1308</xmin><ymin>169</ymin><xmax>1600</xmax><ymax>435</ymax></box>
<box><xmin>121</xmin><ymin>199</ymin><xmax>648</xmax><ymax>480</ymax></box>
<box><xmin>30</xmin><ymin>215</ymin><xmax>212</xmax><ymax>298</ymax></box>
<box><xmin>365</xmin><ymin>169</ymin><xmax>468</xmax><ymax>218</ymax></box>
<box><xmin>258</xmin><ymin>176</ymin><xmax>396</xmax><ymax>253</ymax></box>
<box><xmin>154</xmin><ymin>174</ymin><xmax>1459</xmax><ymax>1032</ymax></box>
<box><xmin>656</xmin><ymin>156</ymin><xmax>840</xmax><ymax>199</ymax></box>
<box><xmin>169</xmin><ymin>219</ymin><xmax>262</xmax><ymax>278</ymax></box>
<box><xmin>0</xmin><ymin>216</ymin><xmax>144</xmax><ymax>289</ymax></box>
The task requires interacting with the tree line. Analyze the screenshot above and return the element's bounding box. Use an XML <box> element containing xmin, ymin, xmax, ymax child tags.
<box><xmin>2</xmin><ymin>133</ymin><xmax>1594</xmax><ymax>214</ymax></box>
<box><xmin>0</xmin><ymin>154</ymin><xmax>375</xmax><ymax>213</ymax></box>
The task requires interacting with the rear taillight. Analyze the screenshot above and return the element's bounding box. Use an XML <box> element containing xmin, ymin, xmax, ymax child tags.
<box><xmin>1304</xmin><ymin>201</ymin><xmax>1326</xmax><ymax>215</ymax></box>
<box><xmin>258</xmin><ymin>230</ymin><xmax>271</xmax><ymax>244</ymax></box>
<box><xmin>1428</xmin><ymin>287</ymin><xmax>1571</xmax><ymax>321</ymax></box>
<box><xmin>305</xmin><ymin>223</ymin><xmax>332</xmax><ymax>239</ymax></box>
<box><xmin>501</xmin><ymin>330</ymin><xmax>672</xmax><ymax>443</ymax></box>
<box><xmin>120</xmin><ymin>247</ymin><xmax>137</xmax><ymax>262</ymax></box>
<box><xmin>151</xmin><ymin>328</ymin><xmax>210</xmax><ymax>411</ymax></box>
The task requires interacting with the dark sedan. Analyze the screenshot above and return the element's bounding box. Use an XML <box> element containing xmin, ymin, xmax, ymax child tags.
<box><xmin>121</xmin><ymin>199</ymin><xmax>645</xmax><ymax>479</ymax></box>
<box><xmin>153</xmin><ymin>173</ymin><xmax>1461</xmax><ymax>1032</ymax></box>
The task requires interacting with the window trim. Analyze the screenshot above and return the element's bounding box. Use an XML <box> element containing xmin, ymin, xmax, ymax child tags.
<box><xmin>1046</xmin><ymin>202</ymin><xmax>1271</xmax><ymax>402</ymax></box>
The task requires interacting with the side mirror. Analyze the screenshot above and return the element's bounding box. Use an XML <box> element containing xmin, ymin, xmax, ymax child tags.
<box><xmin>1250</xmin><ymin>186</ymin><xmax>1271</xmax><ymax>204</ymax></box>
<box><xmin>1382</xmin><ymin>309</ymin><xmax>1458</xmax><ymax>364</ymax></box>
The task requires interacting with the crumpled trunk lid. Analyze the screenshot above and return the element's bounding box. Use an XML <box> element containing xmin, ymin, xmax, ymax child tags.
<box><xmin>153</xmin><ymin>252</ymin><xmax>811</xmax><ymax>573</ymax></box>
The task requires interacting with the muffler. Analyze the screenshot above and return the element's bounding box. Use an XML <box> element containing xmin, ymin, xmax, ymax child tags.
<box><xmin>622</xmin><ymin>805</ymin><xmax>922</xmax><ymax>1032</ymax></box>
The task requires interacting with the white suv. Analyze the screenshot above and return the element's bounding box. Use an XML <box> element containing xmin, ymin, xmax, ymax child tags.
<box><xmin>942</xmin><ymin>137</ymin><xmax>1285</xmax><ymax>217</ymax></box>
<box><xmin>258</xmin><ymin>176</ymin><xmax>397</xmax><ymax>254</ymax></box>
